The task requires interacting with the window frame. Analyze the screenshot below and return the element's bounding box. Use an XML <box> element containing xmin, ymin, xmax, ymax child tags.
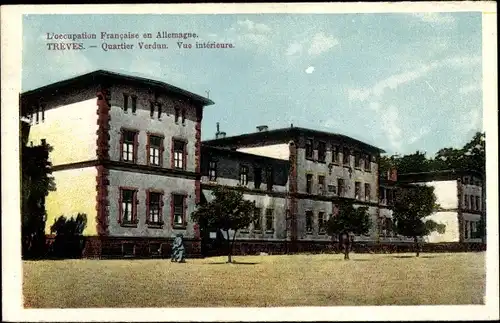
<box><xmin>265</xmin><ymin>208</ymin><xmax>274</xmax><ymax>232</ymax></box>
<box><xmin>118</xmin><ymin>187</ymin><xmax>139</xmax><ymax>227</ymax></box>
<box><xmin>171</xmin><ymin>193</ymin><xmax>187</xmax><ymax>229</ymax></box>
<box><xmin>364</xmin><ymin>183</ymin><xmax>371</xmax><ymax>201</ymax></box>
<box><xmin>239</xmin><ymin>165</ymin><xmax>249</xmax><ymax>186</ymax></box>
<box><xmin>355</xmin><ymin>181</ymin><xmax>362</xmax><ymax>200</ymax></box>
<box><xmin>305</xmin><ymin>138</ymin><xmax>314</xmax><ymax>160</ymax></box>
<box><xmin>342</xmin><ymin>147</ymin><xmax>350</xmax><ymax>165</ymax></box>
<box><xmin>332</xmin><ymin>145</ymin><xmax>340</xmax><ymax>163</ymax></box>
<box><xmin>306</xmin><ymin>174</ymin><xmax>313</xmax><ymax>194</ymax></box>
<box><xmin>147</xmin><ymin>133</ymin><xmax>164</xmax><ymax>167</ymax></box>
<box><xmin>120</xmin><ymin>129</ymin><xmax>139</xmax><ymax>163</ymax></box>
<box><xmin>208</xmin><ymin>160</ymin><xmax>218</xmax><ymax>182</ymax></box>
<box><xmin>172</xmin><ymin>138</ymin><xmax>187</xmax><ymax>170</ymax></box>
<box><xmin>253</xmin><ymin>207</ymin><xmax>262</xmax><ymax>232</ymax></box>
<box><xmin>146</xmin><ymin>189</ymin><xmax>164</xmax><ymax>227</ymax></box>
<box><xmin>337</xmin><ymin>178</ymin><xmax>345</xmax><ymax>197</ymax></box>
<box><xmin>305</xmin><ymin>210</ymin><xmax>314</xmax><ymax>234</ymax></box>
<box><xmin>317</xmin><ymin>141</ymin><xmax>326</xmax><ymax>163</ymax></box>
<box><xmin>123</xmin><ymin>93</ymin><xmax>129</xmax><ymax>112</ymax></box>
<box><xmin>318</xmin><ymin>211</ymin><xmax>326</xmax><ymax>235</ymax></box>
<box><xmin>266</xmin><ymin>167</ymin><xmax>274</xmax><ymax>191</ymax></box>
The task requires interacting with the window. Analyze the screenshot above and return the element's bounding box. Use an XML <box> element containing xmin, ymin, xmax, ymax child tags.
<box><xmin>266</xmin><ymin>167</ymin><xmax>274</xmax><ymax>191</ymax></box>
<box><xmin>41</xmin><ymin>104</ymin><xmax>45</xmax><ymax>122</ymax></box>
<box><xmin>173</xmin><ymin>140</ymin><xmax>186</xmax><ymax>170</ymax></box>
<box><xmin>306</xmin><ymin>211</ymin><xmax>313</xmax><ymax>233</ymax></box>
<box><xmin>239</xmin><ymin>165</ymin><xmax>249</xmax><ymax>186</ymax></box>
<box><xmin>318</xmin><ymin>141</ymin><xmax>326</xmax><ymax>162</ymax></box>
<box><xmin>157</xmin><ymin>103</ymin><xmax>162</xmax><ymax>119</ymax></box>
<box><xmin>123</xmin><ymin>94</ymin><xmax>129</xmax><ymax>112</ymax></box>
<box><xmin>364</xmin><ymin>183</ymin><xmax>371</xmax><ymax>201</ymax></box>
<box><xmin>121</xmin><ymin>130</ymin><xmax>137</xmax><ymax>163</ymax></box>
<box><xmin>147</xmin><ymin>135</ymin><xmax>163</xmax><ymax>166</ymax></box>
<box><xmin>35</xmin><ymin>106</ymin><xmax>40</xmax><ymax>123</ymax></box>
<box><xmin>208</xmin><ymin>160</ymin><xmax>217</xmax><ymax>181</ymax></box>
<box><xmin>318</xmin><ymin>175</ymin><xmax>325</xmax><ymax>194</ymax></box>
<box><xmin>181</xmin><ymin>109</ymin><xmax>186</xmax><ymax>125</ymax></box>
<box><xmin>471</xmin><ymin>221</ymin><xmax>477</xmax><ymax>235</ymax></box>
<box><xmin>172</xmin><ymin>194</ymin><xmax>185</xmax><ymax>227</ymax></box>
<box><xmin>254</xmin><ymin>167</ymin><xmax>262</xmax><ymax>189</ymax></box>
<box><xmin>463</xmin><ymin>177</ymin><xmax>469</xmax><ymax>185</ymax></box>
<box><xmin>355</xmin><ymin>182</ymin><xmax>362</xmax><ymax>200</ymax></box>
<box><xmin>464</xmin><ymin>194</ymin><xmax>469</xmax><ymax>209</ymax></box>
<box><xmin>119</xmin><ymin>188</ymin><xmax>137</xmax><ymax>225</ymax></box>
<box><xmin>338</xmin><ymin>178</ymin><xmax>345</xmax><ymax>197</ymax></box>
<box><xmin>476</xmin><ymin>196</ymin><xmax>481</xmax><ymax>211</ymax></box>
<box><xmin>380</xmin><ymin>187</ymin><xmax>387</xmax><ymax>204</ymax></box>
<box><xmin>387</xmin><ymin>189</ymin><xmax>394</xmax><ymax>205</ymax></box>
<box><xmin>265</xmin><ymin>209</ymin><xmax>274</xmax><ymax>231</ymax></box>
<box><xmin>343</xmin><ymin>148</ymin><xmax>350</xmax><ymax>165</ymax></box>
<box><xmin>355</xmin><ymin>153</ymin><xmax>361</xmax><ymax>168</ymax></box>
<box><xmin>364</xmin><ymin>155</ymin><xmax>371</xmax><ymax>171</ymax></box>
<box><xmin>306</xmin><ymin>174</ymin><xmax>313</xmax><ymax>194</ymax></box>
<box><xmin>131</xmin><ymin>96</ymin><xmax>137</xmax><ymax>113</ymax></box>
<box><xmin>147</xmin><ymin>191</ymin><xmax>163</xmax><ymax>225</ymax></box>
<box><xmin>253</xmin><ymin>208</ymin><xmax>262</xmax><ymax>231</ymax></box>
<box><xmin>305</xmin><ymin>139</ymin><xmax>313</xmax><ymax>159</ymax></box>
<box><xmin>327</xmin><ymin>184</ymin><xmax>337</xmax><ymax>195</ymax></box>
<box><xmin>150</xmin><ymin>101</ymin><xmax>155</xmax><ymax>118</ymax></box>
<box><xmin>175</xmin><ymin>107</ymin><xmax>180</xmax><ymax>123</ymax></box>
<box><xmin>332</xmin><ymin>145</ymin><xmax>340</xmax><ymax>163</ymax></box>
<box><xmin>464</xmin><ymin>221</ymin><xmax>470</xmax><ymax>239</ymax></box>
<box><xmin>318</xmin><ymin>212</ymin><xmax>326</xmax><ymax>234</ymax></box>
<box><xmin>470</xmin><ymin>195</ymin><xmax>475</xmax><ymax>211</ymax></box>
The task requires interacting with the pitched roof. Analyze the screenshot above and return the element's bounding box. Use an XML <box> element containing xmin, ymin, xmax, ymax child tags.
<box><xmin>20</xmin><ymin>69</ymin><xmax>214</xmax><ymax>106</ymax></box>
<box><xmin>203</xmin><ymin>126</ymin><xmax>386</xmax><ymax>153</ymax></box>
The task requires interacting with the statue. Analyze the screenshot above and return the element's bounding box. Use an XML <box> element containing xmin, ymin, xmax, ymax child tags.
<box><xmin>171</xmin><ymin>233</ymin><xmax>186</xmax><ymax>263</ymax></box>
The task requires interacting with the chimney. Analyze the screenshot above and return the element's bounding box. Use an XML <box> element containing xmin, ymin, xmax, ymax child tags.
<box><xmin>220</xmin><ymin>132</ymin><xmax>226</xmax><ymax>138</ymax></box>
<box><xmin>215</xmin><ymin>122</ymin><xmax>223</xmax><ymax>139</ymax></box>
<box><xmin>256</xmin><ymin>125</ymin><xmax>269</xmax><ymax>132</ymax></box>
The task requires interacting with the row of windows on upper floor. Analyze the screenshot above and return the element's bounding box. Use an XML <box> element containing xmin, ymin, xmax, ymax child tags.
<box><xmin>207</xmin><ymin>161</ymin><xmax>276</xmax><ymax>191</ymax></box>
<box><xmin>122</xmin><ymin>94</ymin><xmax>188</xmax><ymax>124</ymax></box>
<box><xmin>304</xmin><ymin>139</ymin><xmax>374</xmax><ymax>172</ymax></box>
<box><xmin>463</xmin><ymin>193</ymin><xmax>482</xmax><ymax>212</ymax></box>
<box><xmin>120</xmin><ymin>130</ymin><xmax>188</xmax><ymax>170</ymax></box>
<box><xmin>461</xmin><ymin>176</ymin><xmax>483</xmax><ymax>187</ymax></box>
<box><xmin>118</xmin><ymin>188</ymin><xmax>187</xmax><ymax>229</ymax></box>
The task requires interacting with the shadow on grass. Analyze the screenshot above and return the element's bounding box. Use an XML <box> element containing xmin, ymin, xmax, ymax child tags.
<box><xmin>206</xmin><ymin>261</ymin><xmax>260</xmax><ymax>265</ymax></box>
<box><xmin>392</xmin><ymin>255</ymin><xmax>416</xmax><ymax>259</ymax></box>
<box><xmin>351</xmin><ymin>259</ymin><xmax>371</xmax><ymax>261</ymax></box>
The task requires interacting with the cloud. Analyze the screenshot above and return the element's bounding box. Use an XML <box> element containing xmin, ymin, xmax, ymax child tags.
<box><xmin>408</xmin><ymin>126</ymin><xmax>431</xmax><ymax>144</ymax></box>
<box><xmin>461</xmin><ymin>107</ymin><xmax>482</xmax><ymax>133</ymax></box>
<box><xmin>459</xmin><ymin>83</ymin><xmax>482</xmax><ymax>94</ymax></box>
<box><xmin>348</xmin><ymin>55</ymin><xmax>482</xmax><ymax>102</ymax></box>
<box><xmin>380</xmin><ymin>105</ymin><xmax>403</xmax><ymax>151</ymax></box>
<box><xmin>411</xmin><ymin>13</ymin><xmax>456</xmax><ymax>25</ymax></box>
<box><xmin>307</xmin><ymin>32</ymin><xmax>339</xmax><ymax>56</ymax></box>
<box><xmin>305</xmin><ymin>66</ymin><xmax>315</xmax><ymax>74</ymax></box>
<box><xmin>237</xmin><ymin>19</ymin><xmax>272</xmax><ymax>33</ymax></box>
<box><xmin>286</xmin><ymin>42</ymin><xmax>303</xmax><ymax>56</ymax></box>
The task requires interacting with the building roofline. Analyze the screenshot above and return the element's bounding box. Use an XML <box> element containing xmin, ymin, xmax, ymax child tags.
<box><xmin>20</xmin><ymin>69</ymin><xmax>214</xmax><ymax>106</ymax></box>
<box><xmin>203</xmin><ymin>126</ymin><xmax>386</xmax><ymax>153</ymax></box>
<box><xmin>398</xmin><ymin>169</ymin><xmax>485</xmax><ymax>182</ymax></box>
<box><xmin>201</xmin><ymin>144</ymin><xmax>290</xmax><ymax>164</ymax></box>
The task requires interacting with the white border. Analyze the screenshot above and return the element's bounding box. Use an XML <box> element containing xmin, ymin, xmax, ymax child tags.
<box><xmin>1</xmin><ymin>2</ymin><xmax>498</xmax><ymax>322</ymax></box>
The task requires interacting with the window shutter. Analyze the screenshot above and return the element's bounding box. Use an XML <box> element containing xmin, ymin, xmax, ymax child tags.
<box><xmin>183</xmin><ymin>195</ymin><xmax>187</xmax><ymax>225</ymax></box>
<box><xmin>183</xmin><ymin>142</ymin><xmax>187</xmax><ymax>170</ymax></box>
<box><xmin>170</xmin><ymin>138</ymin><xmax>175</xmax><ymax>168</ymax></box>
<box><xmin>146</xmin><ymin>135</ymin><xmax>151</xmax><ymax>166</ymax></box>
<box><xmin>146</xmin><ymin>190</ymin><xmax>150</xmax><ymax>223</ymax></box>
<box><xmin>119</xmin><ymin>131</ymin><xmax>124</xmax><ymax>162</ymax></box>
<box><xmin>160</xmin><ymin>138</ymin><xmax>165</xmax><ymax>167</ymax></box>
<box><xmin>118</xmin><ymin>189</ymin><xmax>123</xmax><ymax>223</ymax></box>
<box><xmin>134</xmin><ymin>132</ymin><xmax>139</xmax><ymax>163</ymax></box>
<box><xmin>170</xmin><ymin>195</ymin><xmax>174</xmax><ymax>226</ymax></box>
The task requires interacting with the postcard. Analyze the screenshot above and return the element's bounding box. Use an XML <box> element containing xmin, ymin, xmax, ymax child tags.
<box><xmin>1</xmin><ymin>2</ymin><xmax>498</xmax><ymax>322</ymax></box>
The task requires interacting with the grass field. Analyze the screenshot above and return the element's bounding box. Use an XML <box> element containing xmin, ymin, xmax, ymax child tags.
<box><xmin>23</xmin><ymin>252</ymin><xmax>485</xmax><ymax>308</ymax></box>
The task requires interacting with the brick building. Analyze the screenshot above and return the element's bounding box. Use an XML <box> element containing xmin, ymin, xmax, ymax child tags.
<box><xmin>20</xmin><ymin>69</ymin><xmax>214</xmax><ymax>257</ymax></box>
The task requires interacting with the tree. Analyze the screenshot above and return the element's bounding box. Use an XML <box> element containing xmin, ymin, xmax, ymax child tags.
<box><xmin>50</xmin><ymin>213</ymin><xmax>88</xmax><ymax>258</ymax></box>
<box><xmin>191</xmin><ymin>186</ymin><xmax>255</xmax><ymax>263</ymax></box>
<box><xmin>326</xmin><ymin>202</ymin><xmax>371</xmax><ymax>260</ymax></box>
<box><xmin>21</xmin><ymin>121</ymin><xmax>56</xmax><ymax>259</ymax></box>
<box><xmin>392</xmin><ymin>184</ymin><xmax>444</xmax><ymax>257</ymax></box>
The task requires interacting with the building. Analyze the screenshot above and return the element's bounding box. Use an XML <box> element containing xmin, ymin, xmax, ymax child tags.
<box><xmin>200</xmin><ymin>144</ymin><xmax>290</xmax><ymax>255</ymax></box>
<box><xmin>398</xmin><ymin>170</ymin><xmax>485</xmax><ymax>244</ymax></box>
<box><xmin>202</xmin><ymin>125</ymin><xmax>411</xmax><ymax>253</ymax></box>
<box><xmin>20</xmin><ymin>70</ymin><xmax>214</xmax><ymax>257</ymax></box>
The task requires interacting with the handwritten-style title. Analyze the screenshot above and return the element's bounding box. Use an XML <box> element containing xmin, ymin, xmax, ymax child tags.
<box><xmin>45</xmin><ymin>31</ymin><xmax>235</xmax><ymax>51</ymax></box>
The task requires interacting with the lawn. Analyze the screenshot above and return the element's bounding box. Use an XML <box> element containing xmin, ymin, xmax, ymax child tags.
<box><xmin>23</xmin><ymin>252</ymin><xmax>485</xmax><ymax>308</ymax></box>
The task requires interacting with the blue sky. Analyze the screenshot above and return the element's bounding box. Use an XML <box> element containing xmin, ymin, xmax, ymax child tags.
<box><xmin>22</xmin><ymin>13</ymin><xmax>483</xmax><ymax>156</ymax></box>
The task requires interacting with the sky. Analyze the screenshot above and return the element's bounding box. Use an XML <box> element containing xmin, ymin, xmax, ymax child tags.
<box><xmin>22</xmin><ymin>12</ymin><xmax>483</xmax><ymax>156</ymax></box>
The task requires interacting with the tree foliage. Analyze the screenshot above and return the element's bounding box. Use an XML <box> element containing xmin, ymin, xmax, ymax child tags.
<box><xmin>381</xmin><ymin>132</ymin><xmax>485</xmax><ymax>175</ymax></box>
<box><xmin>326</xmin><ymin>202</ymin><xmax>371</xmax><ymax>259</ymax></box>
<box><xmin>191</xmin><ymin>186</ymin><xmax>255</xmax><ymax>263</ymax></box>
<box><xmin>21</xmin><ymin>121</ymin><xmax>56</xmax><ymax>259</ymax></box>
<box><xmin>50</xmin><ymin>213</ymin><xmax>88</xmax><ymax>258</ymax></box>
<box><xmin>392</xmin><ymin>184</ymin><xmax>444</xmax><ymax>256</ymax></box>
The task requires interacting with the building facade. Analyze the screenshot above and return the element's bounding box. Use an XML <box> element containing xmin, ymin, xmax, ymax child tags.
<box><xmin>398</xmin><ymin>170</ymin><xmax>485</xmax><ymax>244</ymax></box>
<box><xmin>202</xmin><ymin>126</ymin><xmax>409</xmax><ymax>252</ymax></box>
<box><xmin>20</xmin><ymin>70</ymin><xmax>214</xmax><ymax>257</ymax></box>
